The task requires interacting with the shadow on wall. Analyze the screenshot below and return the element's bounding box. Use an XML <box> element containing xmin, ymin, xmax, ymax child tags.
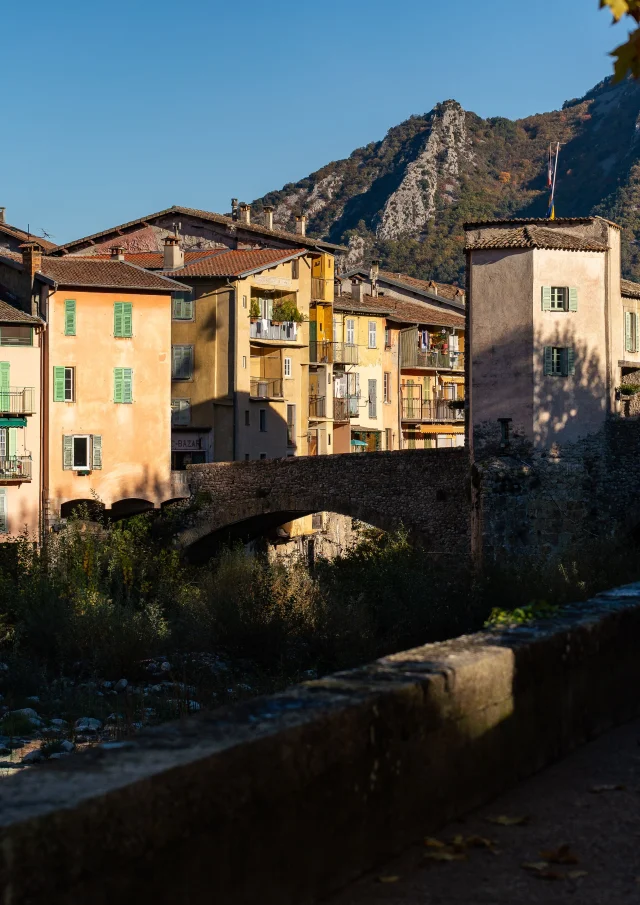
<box><xmin>53</xmin><ymin>464</ymin><xmax>172</xmax><ymax>521</ymax></box>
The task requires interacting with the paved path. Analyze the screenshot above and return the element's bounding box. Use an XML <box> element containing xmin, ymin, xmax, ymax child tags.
<box><xmin>328</xmin><ymin>719</ymin><xmax>640</xmax><ymax>904</ymax></box>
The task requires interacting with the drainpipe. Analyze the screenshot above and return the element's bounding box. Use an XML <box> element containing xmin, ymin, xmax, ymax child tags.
<box><xmin>39</xmin><ymin>295</ymin><xmax>49</xmax><ymax>543</ymax></box>
<box><xmin>228</xmin><ymin>283</ymin><xmax>238</xmax><ymax>461</ymax></box>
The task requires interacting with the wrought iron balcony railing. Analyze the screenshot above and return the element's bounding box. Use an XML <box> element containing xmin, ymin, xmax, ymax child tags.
<box><xmin>309</xmin><ymin>341</ymin><xmax>359</xmax><ymax>365</ymax></box>
<box><xmin>250</xmin><ymin>377</ymin><xmax>284</xmax><ymax>399</ymax></box>
<box><xmin>400</xmin><ymin>349</ymin><xmax>465</xmax><ymax>370</ymax></box>
<box><xmin>0</xmin><ymin>387</ymin><xmax>35</xmax><ymax>415</ymax></box>
<box><xmin>0</xmin><ymin>456</ymin><xmax>32</xmax><ymax>481</ymax></box>
<box><xmin>401</xmin><ymin>398</ymin><xmax>465</xmax><ymax>422</ymax></box>
<box><xmin>250</xmin><ymin>320</ymin><xmax>299</xmax><ymax>342</ymax></box>
<box><xmin>309</xmin><ymin>395</ymin><xmax>326</xmax><ymax>418</ymax></box>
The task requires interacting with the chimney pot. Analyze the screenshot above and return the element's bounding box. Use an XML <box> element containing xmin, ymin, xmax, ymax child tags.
<box><xmin>295</xmin><ymin>214</ymin><xmax>306</xmax><ymax>237</ymax></box>
<box><xmin>263</xmin><ymin>205</ymin><xmax>274</xmax><ymax>230</ymax></box>
<box><xmin>163</xmin><ymin>235</ymin><xmax>184</xmax><ymax>270</ymax></box>
<box><xmin>0</xmin><ymin>207</ymin><xmax>5</xmax><ymax>224</ymax></box>
<box><xmin>239</xmin><ymin>204</ymin><xmax>251</xmax><ymax>225</ymax></box>
<box><xmin>20</xmin><ymin>242</ymin><xmax>43</xmax><ymax>315</ymax></box>
<box><xmin>351</xmin><ymin>278</ymin><xmax>364</xmax><ymax>302</ymax></box>
<box><xmin>110</xmin><ymin>246</ymin><xmax>126</xmax><ymax>262</ymax></box>
<box><xmin>231</xmin><ymin>198</ymin><xmax>239</xmax><ymax>220</ymax></box>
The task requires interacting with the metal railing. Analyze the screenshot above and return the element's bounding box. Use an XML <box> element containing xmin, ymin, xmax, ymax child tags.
<box><xmin>401</xmin><ymin>398</ymin><xmax>465</xmax><ymax>422</ymax></box>
<box><xmin>401</xmin><ymin>349</ymin><xmax>465</xmax><ymax>370</ymax></box>
<box><xmin>0</xmin><ymin>456</ymin><xmax>32</xmax><ymax>480</ymax></box>
<box><xmin>250</xmin><ymin>377</ymin><xmax>284</xmax><ymax>398</ymax></box>
<box><xmin>311</xmin><ymin>278</ymin><xmax>332</xmax><ymax>302</ymax></box>
<box><xmin>250</xmin><ymin>320</ymin><xmax>299</xmax><ymax>342</ymax></box>
<box><xmin>309</xmin><ymin>396</ymin><xmax>326</xmax><ymax>418</ymax></box>
<box><xmin>333</xmin><ymin>397</ymin><xmax>349</xmax><ymax>422</ymax></box>
<box><xmin>310</xmin><ymin>341</ymin><xmax>359</xmax><ymax>365</ymax></box>
<box><xmin>0</xmin><ymin>387</ymin><xmax>35</xmax><ymax>415</ymax></box>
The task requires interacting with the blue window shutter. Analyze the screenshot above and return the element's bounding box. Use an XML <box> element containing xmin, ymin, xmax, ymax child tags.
<box><xmin>541</xmin><ymin>286</ymin><xmax>552</xmax><ymax>311</ymax></box>
<box><xmin>114</xmin><ymin>368</ymin><xmax>124</xmax><ymax>403</ymax></box>
<box><xmin>0</xmin><ymin>489</ymin><xmax>7</xmax><ymax>533</ymax></box>
<box><xmin>568</xmin><ymin>287</ymin><xmax>578</xmax><ymax>312</ymax></box>
<box><xmin>92</xmin><ymin>435</ymin><xmax>102</xmax><ymax>469</ymax></box>
<box><xmin>64</xmin><ymin>299</ymin><xmax>76</xmax><ymax>335</ymax></box>
<box><xmin>63</xmin><ymin>435</ymin><xmax>73</xmax><ymax>470</ymax></box>
<box><xmin>543</xmin><ymin>346</ymin><xmax>553</xmax><ymax>375</ymax></box>
<box><xmin>114</xmin><ymin>303</ymin><xmax>124</xmax><ymax>337</ymax></box>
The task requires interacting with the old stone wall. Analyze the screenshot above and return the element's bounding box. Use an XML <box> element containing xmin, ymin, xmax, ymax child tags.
<box><xmin>184</xmin><ymin>449</ymin><xmax>471</xmax><ymax>555</ymax></box>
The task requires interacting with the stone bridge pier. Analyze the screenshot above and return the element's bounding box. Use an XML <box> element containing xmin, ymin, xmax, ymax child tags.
<box><xmin>179</xmin><ymin>449</ymin><xmax>471</xmax><ymax>556</ymax></box>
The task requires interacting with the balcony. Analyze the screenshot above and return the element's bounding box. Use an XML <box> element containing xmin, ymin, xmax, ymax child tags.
<box><xmin>401</xmin><ymin>349</ymin><xmax>465</xmax><ymax>370</ymax></box>
<box><xmin>401</xmin><ymin>398</ymin><xmax>465</xmax><ymax>422</ymax></box>
<box><xmin>250</xmin><ymin>377</ymin><xmax>283</xmax><ymax>399</ymax></box>
<box><xmin>309</xmin><ymin>396</ymin><xmax>326</xmax><ymax>419</ymax></box>
<box><xmin>0</xmin><ymin>387</ymin><xmax>35</xmax><ymax>416</ymax></box>
<box><xmin>0</xmin><ymin>456</ymin><xmax>32</xmax><ymax>482</ymax></box>
<box><xmin>250</xmin><ymin>320</ymin><xmax>299</xmax><ymax>343</ymax></box>
<box><xmin>310</xmin><ymin>341</ymin><xmax>358</xmax><ymax>365</ymax></box>
<box><xmin>311</xmin><ymin>278</ymin><xmax>333</xmax><ymax>303</ymax></box>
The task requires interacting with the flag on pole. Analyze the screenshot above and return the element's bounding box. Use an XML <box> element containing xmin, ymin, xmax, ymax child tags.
<box><xmin>547</xmin><ymin>142</ymin><xmax>559</xmax><ymax>220</ymax></box>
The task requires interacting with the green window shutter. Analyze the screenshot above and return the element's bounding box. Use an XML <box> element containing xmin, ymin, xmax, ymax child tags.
<box><xmin>634</xmin><ymin>313</ymin><xmax>639</xmax><ymax>353</ymax></box>
<box><xmin>63</xmin><ymin>435</ymin><xmax>73</xmax><ymax>470</ymax></box>
<box><xmin>0</xmin><ymin>362</ymin><xmax>9</xmax><ymax>410</ymax></box>
<box><xmin>53</xmin><ymin>366</ymin><xmax>66</xmax><ymax>402</ymax></box>
<box><xmin>8</xmin><ymin>428</ymin><xmax>16</xmax><ymax>458</ymax></box>
<box><xmin>565</xmin><ymin>346</ymin><xmax>575</xmax><ymax>376</ymax></box>
<box><xmin>122</xmin><ymin>303</ymin><xmax>133</xmax><ymax>337</ymax></box>
<box><xmin>568</xmin><ymin>287</ymin><xmax>578</xmax><ymax>312</ymax></box>
<box><xmin>0</xmin><ymin>489</ymin><xmax>7</xmax><ymax>534</ymax></box>
<box><xmin>541</xmin><ymin>286</ymin><xmax>552</xmax><ymax>311</ymax></box>
<box><xmin>184</xmin><ymin>297</ymin><xmax>193</xmax><ymax>319</ymax></box>
<box><xmin>64</xmin><ymin>299</ymin><xmax>76</xmax><ymax>335</ymax></box>
<box><xmin>122</xmin><ymin>368</ymin><xmax>133</xmax><ymax>403</ymax></box>
<box><xmin>91</xmin><ymin>435</ymin><xmax>102</xmax><ymax>469</ymax></box>
<box><xmin>543</xmin><ymin>346</ymin><xmax>553</xmax><ymax>375</ymax></box>
<box><xmin>114</xmin><ymin>367</ymin><xmax>124</xmax><ymax>403</ymax></box>
<box><xmin>114</xmin><ymin>303</ymin><xmax>124</xmax><ymax>337</ymax></box>
<box><xmin>172</xmin><ymin>296</ymin><xmax>182</xmax><ymax>319</ymax></box>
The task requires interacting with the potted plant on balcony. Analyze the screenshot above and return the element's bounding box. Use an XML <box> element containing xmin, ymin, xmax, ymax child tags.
<box><xmin>272</xmin><ymin>296</ymin><xmax>304</xmax><ymax>325</ymax></box>
<box><xmin>249</xmin><ymin>299</ymin><xmax>261</xmax><ymax>322</ymax></box>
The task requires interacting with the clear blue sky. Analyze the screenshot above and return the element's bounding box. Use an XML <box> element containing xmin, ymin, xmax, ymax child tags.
<box><xmin>1</xmin><ymin>0</ymin><xmax>630</xmax><ymax>243</ymax></box>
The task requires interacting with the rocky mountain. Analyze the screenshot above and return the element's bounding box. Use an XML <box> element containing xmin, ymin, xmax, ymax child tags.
<box><xmin>252</xmin><ymin>77</ymin><xmax>640</xmax><ymax>284</ymax></box>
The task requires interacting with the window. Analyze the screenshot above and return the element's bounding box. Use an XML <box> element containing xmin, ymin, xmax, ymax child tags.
<box><xmin>312</xmin><ymin>513</ymin><xmax>323</xmax><ymax>530</ymax></box>
<box><xmin>172</xmin><ymin>293</ymin><xmax>193</xmax><ymax>320</ymax></box>
<box><xmin>368</xmin><ymin>321</ymin><xmax>377</xmax><ymax>348</ymax></box>
<box><xmin>244</xmin><ymin>453</ymin><xmax>250</xmax><ymax>461</ymax></box>
<box><xmin>63</xmin><ymin>434</ymin><xmax>102</xmax><ymax>471</ymax></box>
<box><xmin>0</xmin><ymin>489</ymin><xmax>6</xmax><ymax>533</ymax></box>
<box><xmin>383</xmin><ymin>372</ymin><xmax>391</xmax><ymax>403</ymax></box>
<box><xmin>172</xmin><ymin>345</ymin><xmax>194</xmax><ymax>380</ymax></box>
<box><xmin>0</xmin><ymin>326</ymin><xmax>32</xmax><ymax>346</ymax></box>
<box><xmin>114</xmin><ymin>367</ymin><xmax>133</xmax><ymax>403</ymax></box>
<box><xmin>346</xmin><ymin>318</ymin><xmax>355</xmax><ymax>345</ymax></box>
<box><xmin>385</xmin><ymin>427</ymin><xmax>393</xmax><ymax>451</ymax></box>
<box><xmin>53</xmin><ymin>366</ymin><xmax>75</xmax><ymax>402</ymax></box>
<box><xmin>171</xmin><ymin>398</ymin><xmax>191</xmax><ymax>426</ymax></box>
<box><xmin>284</xmin><ymin>356</ymin><xmax>292</xmax><ymax>378</ymax></box>
<box><xmin>245</xmin><ymin>410</ymin><xmax>250</xmax><ymax>426</ymax></box>
<box><xmin>259</xmin><ymin>409</ymin><xmax>267</xmax><ymax>432</ymax></box>
<box><xmin>292</xmin><ymin>259</ymin><xmax>299</xmax><ymax>279</ymax></box>
<box><xmin>113</xmin><ymin>302</ymin><xmax>133</xmax><ymax>337</ymax></box>
<box><xmin>625</xmin><ymin>311</ymin><xmax>639</xmax><ymax>353</ymax></box>
<box><xmin>384</xmin><ymin>327</ymin><xmax>391</xmax><ymax>348</ymax></box>
<box><xmin>287</xmin><ymin>404</ymin><xmax>296</xmax><ymax>446</ymax></box>
<box><xmin>64</xmin><ymin>299</ymin><xmax>76</xmax><ymax>336</ymax></box>
<box><xmin>368</xmin><ymin>378</ymin><xmax>377</xmax><ymax>418</ymax></box>
<box><xmin>543</xmin><ymin>345</ymin><xmax>575</xmax><ymax>377</ymax></box>
<box><xmin>541</xmin><ymin>286</ymin><xmax>578</xmax><ymax>312</ymax></box>
<box><xmin>259</xmin><ymin>453</ymin><xmax>267</xmax><ymax>460</ymax></box>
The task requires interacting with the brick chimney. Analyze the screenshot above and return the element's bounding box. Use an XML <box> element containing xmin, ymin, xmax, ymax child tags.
<box><xmin>370</xmin><ymin>259</ymin><xmax>380</xmax><ymax>297</ymax></box>
<box><xmin>0</xmin><ymin>207</ymin><xmax>5</xmax><ymax>224</ymax></box>
<box><xmin>21</xmin><ymin>242</ymin><xmax>42</xmax><ymax>315</ymax></box>
<box><xmin>295</xmin><ymin>215</ymin><xmax>306</xmax><ymax>237</ymax></box>
<box><xmin>110</xmin><ymin>246</ymin><xmax>125</xmax><ymax>262</ymax></box>
<box><xmin>264</xmin><ymin>206</ymin><xmax>274</xmax><ymax>230</ymax></box>
<box><xmin>163</xmin><ymin>235</ymin><xmax>184</xmax><ymax>270</ymax></box>
<box><xmin>231</xmin><ymin>198</ymin><xmax>239</xmax><ymax>220</ymax></box>
<box><xmin>239</xmin><ymin>204</ymin><xmax>251</xmax><ymax>225</ymax></box>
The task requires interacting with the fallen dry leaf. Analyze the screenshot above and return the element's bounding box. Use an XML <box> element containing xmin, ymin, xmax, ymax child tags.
<box><xmin>377</xmin><ymin>876</ymin><xmax>400</xmax><ymax>884</ymax></box>
<box><xmin>567</xmin><ymin>870</ymin><xmax>588</xmax><ymax>880</ymax></box>
<box><xmin>423</xmin><ymin>849</ymin><xmax>467</xmax><ymax>863</ymax></box>
<box><xmin>539</xmin><ymin>844</ymin><xmax>579</xmax><ymax>865</ymax></box>
<box><xmin>522</xmin><ymin>861</ymin><xmax>550</xmax><ymax>873</ymax></box>
<box><xmin>487</xmin><ymin>814</ymin><xmax>530</xmax><ymax>826</ymax></box>
<box><xmin>589</xmin><ymin>783</ymin><xmax>626</xmax><ymax>793</ymax></box>
<box><xmin>465</xmin><ymin>835</ymin><xmax>496</xmax><ymax>849</ymax></box>
<box><xmin>522</xmin><ymin>862</ymin><xmax>564</xmax><ymax>880</ymax></box>
<box><xmin>424</xmin><ymin>837</ymin><xmax>446</xmax><ymax>848</ymax></box>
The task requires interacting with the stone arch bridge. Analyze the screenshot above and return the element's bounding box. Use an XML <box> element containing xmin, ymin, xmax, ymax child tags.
<box><xmin>179</xmin><ymin>449</ymin><xmax>471</xmax><ymax>557</ymax></box>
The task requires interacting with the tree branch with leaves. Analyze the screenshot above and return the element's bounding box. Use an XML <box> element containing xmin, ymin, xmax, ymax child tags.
<box><xmin>601</xmin><ymin>0</ymin><xmax>640</xmax><ymax>79</ymax></box>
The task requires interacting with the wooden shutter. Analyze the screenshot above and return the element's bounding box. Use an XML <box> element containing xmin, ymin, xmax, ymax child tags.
<box><xmin>368</xmin><ymin>379</ymin><xmax>377</xmax><ymax>418</ymax></box>
<box><xmin>634</xmin><ymin>313</ymin><xmax>639</xmax><ymax>353</ymax></box>
<box><xmin>172</xmin><ymin>296</ymin><xmax>182</xmax><ymax>319</ymax></box>
<box><xmin>114</xmin><ymin>367</ymin><xmax>124</xmax><ymax>402</ymax></box>
<box><xmin>0</xmin><ymin>361</ymin><xmax>9</xmax><ymax>410</ymax></box>
<box><xmin>53</xmin><ymin>366</ymin><xmax>66</xmax><ymax>402</ymax></box>
<box><xmin>0</xmin><ymin>489</ymin><xmax>7</xmax><ymax>534</ymax></box>
<box><xmin>541</xmin><ymin>286</ymin><xmax>552</xmax><ymax>311</ymax></box>
<box><xmin>63</xmin><ymin>435</ymin><xmax>73</xmax><ymax>470</ymax></box>
<box><xmin>122</xmin><ymin>303</ymin><xmax>133</xmax><ymax>336</ymax></box>
<box><xmin>543</xmin><ymin>346</ymin><xmax>553</xmax><ymax>375</ymax></box>
<box><xmin>568</xmin><ymin>287</ymin><xmax>578</xmax><ymax>312</ymax></box>
<box><xmin>122</xmin><ymin>368</ymin><xmax>133</xmax><ymax>403</ymax></box>
<box><xmin>565</xmin><ymin>346</ymin><xmax>575</xmax><ymax>376</ymax></box>
<box><xmin>8</xmin><ymin>428</ymin><xmax>16</xmax><ymax>458</ymax></box>
<box><xmin>91</xmin><ymin>435</ymin><xmax>102</xmax><ymax>469</ymax></box>
<box><xmin>114</xmin><ymin>303</ymin><xmax>124</xmax><ymax>337</ymax></box>
<box><xmin>64</xmin><ymin>299</ymin><xmax>76</xmax><ymax>335</ymax></box>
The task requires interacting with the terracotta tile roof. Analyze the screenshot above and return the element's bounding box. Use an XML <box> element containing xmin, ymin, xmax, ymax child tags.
<box><xmin>0</xmin><ymin>295</ymin><xmax>42</xmax><ymax>325</ymax></box>
<box><xmin>335</xmin><ymin>293</ymin><xmax>464</xmax><ymax>328</ymax></box>
<box><xmin>92</xmin><ymin>251</ymin><xmax>216</xmax><ymax>268</ymax></box>
<box><xmin>39</xmin><ymin>257</ymin><xmax>189</xmax><ymax>291</ymax></box>
<box><xmin>0</xmin><ymin>222</ymin><xmax>57</xmax><ymax>251</ymax></box>
<box><xmin>164</xmin><ymin>247</ymin><xmax>307</xmax><ymax>279</ymax></box>
<box><xmin>465</xmin><ymin>225</ymin><xmax>609</xmax><ymax>253</ymax></box>
<box><xmin>53</xmin><ymin>205</ymin><xmax>347</xmax><ymax>255</ymax></box>
<box><xmin>621</xmin><ymin>279</ymin><xmax>640</xmax><ymax>299</ymax></box>
<box><xmin>464</xmin><ymin>216</ymin><xmax>621</xmax><ymax>231</ymax></box>
<box><xmin>378</xmin><ymin>270</ymin><xmax>464</xmax><ymax>301</ymax></box>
